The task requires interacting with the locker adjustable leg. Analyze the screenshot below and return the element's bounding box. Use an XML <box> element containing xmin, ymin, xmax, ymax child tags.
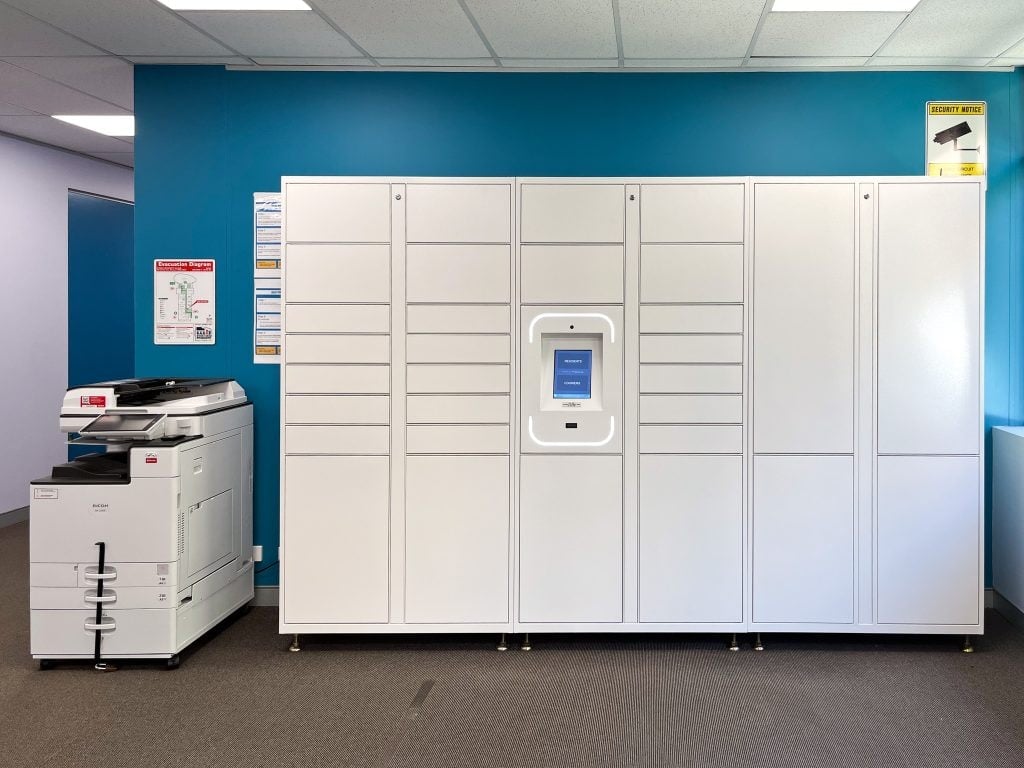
<box><xmin>753</xmin><ymin>633</ymin><xmax>765</xmax><ymax>652</ymax></box>
<box><xmin>289</xmin><ymin>634</ymin><xmax>301</xmax><ymax>653</ymax></box>
<box><xmin>520</xmin><ymin>633</ymin><xmax>532</xmax><ymax>652</ymax></box>
<box><xmin>497</xmin><ymin>633</ymin><xmax>509</xmax><ymax>652</ymax></box>
<box><xmin>962</xmin><ymin>635</ymin><xmax>975</xmax><ymax>653</ymax></box>
<box><xmin>728</xmin><ymin>633</ymin><xmax>740</xmax><ymax>652</ymax></box>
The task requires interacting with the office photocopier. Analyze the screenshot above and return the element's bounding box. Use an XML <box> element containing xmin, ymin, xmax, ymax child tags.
<box><xmin>29</xmin><ymin>378</ymin><xmax>254</xmax><ymax>670</ymax></box>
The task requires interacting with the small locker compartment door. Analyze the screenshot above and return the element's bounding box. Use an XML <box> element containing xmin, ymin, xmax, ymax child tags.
<box><xmin>752</xmin><ymin>456</ymin><xmax>855</xmax><ymax>624</ymax></box>
<box><xmin>639</xmin><ymin>455</ymin><xmax>742</xmax><ymax>623</ymax></box>
<box><xmin>877</xmin><ymin>456</ymin><xmax>980</xmax><ymax>626</ymax></box>
<box><xmin>405</xmin><ymin>456</ymin><xmax>510</xmax><ymax>624</ymax></box>
<box><xmin>283</xmin><ymin>456</ymin><xmax>389</xmax><ymax>624</ymax></box>
<box><xmin>519</xmin><ymin>455</ymin><xmax>622</xmax><ymax>624</ymax></box>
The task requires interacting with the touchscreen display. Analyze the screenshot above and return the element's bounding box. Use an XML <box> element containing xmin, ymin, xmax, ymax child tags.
<box><xmin>82</xmin><ymin>414</ymin><xmax>161</xmax><ymax>433</ymax></box>
<box><xmin>553</xmin><ymin>349</ymin><xmax>592</xmax><ymax>400</ymax></box>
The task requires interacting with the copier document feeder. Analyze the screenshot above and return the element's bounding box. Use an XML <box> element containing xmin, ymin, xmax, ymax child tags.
<box><xmin>30</xmin><ymin>378</ymin><xmax>254</xmax><ymax>669</ymax></box>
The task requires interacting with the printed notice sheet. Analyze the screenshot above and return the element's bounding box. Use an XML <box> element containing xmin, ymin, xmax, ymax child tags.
<box><xmin>154</xmin><ymin>259</ymin><xmax>216</xmax><ymax>344</ymax></box>
<box><xmin>254</xmin><ymin>278</ymin><xmax>281</xmax><ymax>363</ymax></box>
<box><xmin>254</xmin><ymin>193</ymin><xmax>282</xmax><ymax>277</ymax></box>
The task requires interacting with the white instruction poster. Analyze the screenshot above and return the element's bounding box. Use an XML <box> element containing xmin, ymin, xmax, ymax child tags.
<box><xmin>153</xmin><ymin>259</ymin><xmax>216</xmax><ymax>344</ymax></box>
<box><xmin>926</xmin><ymin>101</ymin><xmax>986</xmax><ymax>176</ymax></box>
<box><xmin>253</xmin><ymin>191</ymin><xmax>282</xmax><ymax>363</ymax></box>
<box><xmin>254</xmin><ymin>192</ymin><xmax>282</xmax><ymax>277</ymax></box>
<box><xmin>254</xmin><ymin>278</ymin><xmax>282</xmax><ymax>363</ymax></box>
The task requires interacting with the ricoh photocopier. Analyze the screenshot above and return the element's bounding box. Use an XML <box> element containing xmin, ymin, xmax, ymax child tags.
<box><xmin>29</xmin><ymin>378</ymin><xmax>254</xmax><ymax>670</ymax></box>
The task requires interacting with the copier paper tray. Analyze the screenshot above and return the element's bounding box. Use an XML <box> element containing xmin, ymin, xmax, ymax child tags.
<box><xmin>46</xmin><ymin>453</ymin><xmax>129</xmax><ymax>484</ymax></box>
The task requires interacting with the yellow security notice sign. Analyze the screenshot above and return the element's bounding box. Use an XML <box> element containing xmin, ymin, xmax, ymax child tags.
<box><xmin>928</xmin><ymin>103</ymin><xmax>985</xmax><ymax>116</ymax></box>
<box><xmin>926</xmin><ymin>101</ymin><xmax>986</xmax><ymax>176</ymax></box>
<box><xmin>927</xmin><ymin>163</ymin><xmax>985</xmax><ymax>176</ymax></box>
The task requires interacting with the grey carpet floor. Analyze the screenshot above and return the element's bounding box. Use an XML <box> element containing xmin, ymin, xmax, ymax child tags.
<box><xmin>2</xmin><ymin>519</ymin><xmax>1024</xmax><ymax>768</ymax></box>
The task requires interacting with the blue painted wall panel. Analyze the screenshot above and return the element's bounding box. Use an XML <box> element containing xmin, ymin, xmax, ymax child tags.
<box><xmin>134</xmin><ymin>67</ymin><xmax>1024</xmax><ymax>586</ymax></box>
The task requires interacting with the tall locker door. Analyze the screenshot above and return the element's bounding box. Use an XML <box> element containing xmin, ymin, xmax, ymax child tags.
<box><xmin>753</xmin><ymin>183</ymin><xmax>856</xmax><ymax>453</ymax></box>
<box><xmin>877</xmin><ymin>182</ymin><xmax>981</xmax><ymax>455</ymax></box>
<box><xmin>282</xmin><ymin>456</ymin><xmax>389</xmax><ymax>624</ymax></box>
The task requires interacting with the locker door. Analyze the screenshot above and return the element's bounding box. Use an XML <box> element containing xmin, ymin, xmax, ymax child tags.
<box><xmin>753</xmin><ymin>183</ymin><xmax>856</xmax><ymax>454</ymax></box>
<box><xmin>405</xmin><ymin>456</ymin><xmax>510</xmax><ymax>624</ymax></box>
<box><xmin>282</xmin><ymin>456</ymin><xmax>389</xmax><ymax>624</ymax></box>
<box><xmin>877</xmin><ymin>456</ymin><xmax>980</xmax><ymax>626</ymax></box>
<box><xmin>639</xmin><ymin>455</ymin><xmax>742</xmax><ymax>623</ymax></box>
<box><xmin>753</xmin><ymin>456</ymin><xmax>855</xmax><ymax>624</ymax></box>
<box><xmin>877</xmin><ymin>182</ymin><xmax>981</xmax><ymax>455</ymax></box>
<box><xmin>519</xmin><ymin>455</ymin><xmax>622</xmax><ymax>623</ymax></box>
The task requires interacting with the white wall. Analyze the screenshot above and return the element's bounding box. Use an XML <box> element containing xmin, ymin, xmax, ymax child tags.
<box><xmin>0</xmin><ymin>134</ymin><xmax>133</xmax><ymax>513</ymax></box>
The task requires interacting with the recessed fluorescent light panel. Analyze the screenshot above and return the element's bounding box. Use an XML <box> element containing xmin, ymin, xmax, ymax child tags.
<box><xmin>157</xmin><ymin>1</ymin><xmax>310</xmax><ymax>10</ymax></box>
<box><xmin>772</xmin><ymin>0</ymin><xmax>920</xmax><ymax>10</ymax></box>
<box><xmin>53</xmin><ymin>115</ymin><xmax>135</xmax><ymax>137</ymax></box>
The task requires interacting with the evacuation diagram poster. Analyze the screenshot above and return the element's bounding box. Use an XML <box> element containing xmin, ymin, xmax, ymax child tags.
<box><xmin>153</xmin><ymin>259</ymin><xmax>216</xmax><ymax>344</ymax></box>
<box><xmin>926</xmin><ymin>101</ymin><xmax>986</xmax><ymax>177</ymax></box>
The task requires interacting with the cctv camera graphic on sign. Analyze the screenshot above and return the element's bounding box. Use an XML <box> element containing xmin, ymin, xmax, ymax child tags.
<box><xmin>926</xmin><ymin>102</ymin><xmax>986</xmax><ymax>177</ymax></box>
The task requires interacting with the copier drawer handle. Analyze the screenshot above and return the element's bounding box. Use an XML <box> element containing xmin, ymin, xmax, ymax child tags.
<box><xmin>84</xmin><ymin>589</ymin><xmax>116</xmax><ymax>605</ymax></box>
<box><xmin>84</xmin><ymin>616</ymin><xmax>116</xmax><ymax>632</ymax></box>
<box><xmin>83</xmin><ymin>566</ymin><xmax>117</xmax><ymax>582</ymax></box>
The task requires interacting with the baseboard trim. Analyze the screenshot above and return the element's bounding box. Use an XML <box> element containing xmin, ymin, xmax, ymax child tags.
<box><xmin>0</xmin><ymin>506</ymin><xmax>28</xmax><ymax>529</ymax></box>
<box><xmin>993</xmin><ymin>590</ymin><xmax>1024</xmax><ymax>631</ymax></box>
<box><xmin>252</xmin><ymin>586</ymin><xmax>279</xmax><ymax>607</ymax></box>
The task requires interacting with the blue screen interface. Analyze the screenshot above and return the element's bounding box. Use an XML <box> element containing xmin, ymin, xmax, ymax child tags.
<box><xmin>553</xmin><ymin>349</ymin><xmax>593</xmax><ymax>399</ymax></box>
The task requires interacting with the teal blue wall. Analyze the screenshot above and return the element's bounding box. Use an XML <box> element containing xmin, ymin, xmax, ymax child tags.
<box><xmin>69</xmin><ymin>191</ymin><xmax>135</xmax><ymax>389</ymax></box>
<box><xmin>134</xmin><ymin>66</ymin><xmax>1024</xmax><ymax>586</ymax></box>
<box><xmin>68</xmin><ymin>190</ymin><xmax>134</xmax><ymax>461</ymax></box>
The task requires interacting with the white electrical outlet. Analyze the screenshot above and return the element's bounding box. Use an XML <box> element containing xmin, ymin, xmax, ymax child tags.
<box><xmin>252</xmin><ymin>545</ymin><xmax>263</xmax><ymax>562</ymax></box>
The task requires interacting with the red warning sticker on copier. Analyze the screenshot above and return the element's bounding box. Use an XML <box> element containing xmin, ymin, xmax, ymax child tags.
<box><xmin>80</xmin><ymin>395</ymin><xmax>106</xmax><ymax>408</ymax></box>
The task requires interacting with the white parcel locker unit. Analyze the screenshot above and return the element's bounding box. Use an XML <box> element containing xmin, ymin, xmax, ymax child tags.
<box><xmin>280</xmin><ymin>176</ymin><xmax>984</xmax><ymax>648</ymax></box>
<box><xmin>30</xmin><ymin>378</ymin><xmax>254</xmax><ymax>668</ymax></box>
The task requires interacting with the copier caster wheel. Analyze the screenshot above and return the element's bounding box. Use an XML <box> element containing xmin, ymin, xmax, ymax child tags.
<box><xmin>165</xmin><ymin>655</ymin><xmax>181</xmax><ymax>670</ymax></box>
<box><xmin>38</xmin><ymin>659</ymin><xmax>55</xmax><ymax>671</ymax></box>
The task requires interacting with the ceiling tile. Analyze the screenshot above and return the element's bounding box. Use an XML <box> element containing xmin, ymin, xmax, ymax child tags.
<box><xmin>749</xmin><ymin>56</ymin><xmax>870</xmax><ymax>67</ymax></box>
<box><xmin>465</xmin><ymin>0</ymin><xmax>616</xmax><ymax>58</ymax></box>
<box><xmin>500</xmin><ymin>59</ymin><xmax>619</xmax><ymax>68</ymax></box>
<box><xmin>624</xmin><ymin>58</ymin><xmax>744</xmax><ymax>68</ymax></box>
<box><xmin>250</xmin><ymin>57</ymin><xmax>369</xmax><ymax>66</ymax></box>
<box><xmin>619</xmin><ymin>0</ymin><xmax>763</xmax><ymax>59</ymax></box>
<box><xmin>754</xmin><ymin>12</ymin><xmax>905</xmax><ymax>56</ymax></box>
<box><xmin>0</xmin><ymin>99</ymin><xmax>40</xmax><ymax>116</ymax></box>
<box><xmin>2</xmin><ymin>0</ymin><xmax>234</xmax><ymax>56</ymax></box>
<box><xmin>316</xmin><ymin>0</ymin><xmax>489</xmax><ymax>58</ymax></box>
<box><xmin>374</xmin><ymin>58</ymin><xmax>497</xmax><ymax>67</ymax></box>
<box><xmin>1</xmin><ymin>57</ymin><xmax>133</xmax><ymax>110</ymax></box>
<box><xmin>0</xmin><ymin>3</ymin><xmax>105</xmax><ymax>56</ymax></box>
<box><xmin>881</xmin><ymin>0</ymin><xmax>1024</xmax><ymax>57</ymax></box>
<box><xmin>0</xmin><ymin>115</ymin><xmax>132</xmax><ymax>153</ymax></box>
<box><xmin>87</xmin><ymin>151</ymin><xmax>134</xmax><ymax>167</ymax></box>
<box><xmin>999</xmin><ymin>35</ymin><xmax>1024</xmax><ymax>58</ymax></box>
<box><xmin>867</xmin><ymin>57</ymin><xmax>992</xmax><ymax>67</ymax></box>
<box><xmin>183</xmin><ymin>11</ymin><xmax>361</xmax><ymax>57</ymax></box>
<box><xmin>0</xmin><ymin>61</ymin><xmax>132</xmax><ymax>115</ymax></box>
